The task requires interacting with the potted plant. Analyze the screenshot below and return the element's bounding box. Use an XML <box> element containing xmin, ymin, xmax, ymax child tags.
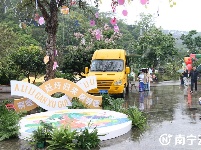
<box><xmin>30</xmin><ymin>121</ymin><xmax>54</xmax><ymax>149</ymax></box>
<box><xmin>30</xmin><ymin>126</ymin><xmax>46</xmax><ymax>149</ymax></box>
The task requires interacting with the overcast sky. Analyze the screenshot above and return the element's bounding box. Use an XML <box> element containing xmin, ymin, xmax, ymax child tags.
<box><xmin>97</xmin><ymin>0</ymin><xmax>201</xmax><ymax>31</ymax></box>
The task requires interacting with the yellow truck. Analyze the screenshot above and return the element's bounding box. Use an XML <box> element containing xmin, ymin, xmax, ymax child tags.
<box><xmin>84</xmin><ymin>49</ymin><xmax>130</xmax><ymax>98</ymax></box>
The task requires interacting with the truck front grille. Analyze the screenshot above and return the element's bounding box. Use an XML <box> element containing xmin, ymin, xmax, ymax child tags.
<box><xmin>97</xmin><ymin>80</ymin><xmax>113</xmax><ymax>89</ymax></box>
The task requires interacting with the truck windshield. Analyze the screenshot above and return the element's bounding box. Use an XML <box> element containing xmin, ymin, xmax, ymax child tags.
<box><xmin>90</xmin><ymin>60</ymin><xmax>124</xmax><ymax>72</ymax></box>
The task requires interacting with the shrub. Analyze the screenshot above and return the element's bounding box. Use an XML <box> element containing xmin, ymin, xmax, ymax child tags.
<box><xmin>30</xmin><ymin>126</ymin><xmax>46</xmax><ymax>147</ymax></box>
<box><xmin>75</xmin><ymin>123</ymin><xmax>101</xmax><ymax>150</ymax></box>
<box><xmin>30</xmin><ymin>121</ymin><xmax>54</xmax><ymax>148</ymax></box>
<box><xmin>125</xmin><ymin>106</ymin><xmax>147</xmax><ymax>130</ymax></box>
<box><xmin>68</xmin><ymin>97</ymin><xmax>88</xmax><ymax>109</ymax></box>
<box><xmin>101</xmin><ymin>94</ymin><xmax>124</xmax><ymax>112</ymax></box>
<box><xmin>0</xmin><ymin>102</ymin><xmax>20</xmax><ymax>141</ymax></box>
<box><xmin>46</xmin><ymin>126</ymin><xmax>77</xmax><ymax>150</ymax></box>
<box><xmin>55</xmin><ymin>71</ymin><xmax>75</xmax><ymax>82</ymax></box>
<box><xmin>30</xmin><ymin>121</ymin><xmax>101</xmax><ymax>150</ymax></box>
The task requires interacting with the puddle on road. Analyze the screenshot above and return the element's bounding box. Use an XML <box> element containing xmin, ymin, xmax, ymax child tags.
<box><xmin>1</xmin><ymin>85</ymin><xmax>201</xmax><ymax>150</ymax></box>
<box><xmin>100</xmin><ymin>85</ymin><xmax>201</xmax><ymax>150</ymax></box>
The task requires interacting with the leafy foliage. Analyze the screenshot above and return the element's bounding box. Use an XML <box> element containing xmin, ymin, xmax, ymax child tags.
<box><xmin>180</xmin><ymin>30</ymin><xmax>201</xmax><ymax>54</ymax></box>
<box><xmin>134</xmin><ymin>26</ymin><xmax>177</xmax><ymax>68</ymax></box>
<box><xmin>61</xmin><ymin>24</ymin><xmax>122</xmax><ymax>76</ymax></box>
<box><xmin>101</xmin><ymin>94</ymin><xmax>147</xmax><ymax>130</ymax></box>
<box><xmin>68</xmin><ymin>97</ymin><xmax>88</xmax><ymax>109</ymax></box>
<box><xmin>124</xmin><ymin>106</ymin><xmax>147</xmax><ymax>130</ymax></box>
<box><xmin>46</xmin><ymin>126</ymin><xmax>77</xmax><ymax>150</ymax></box>
<box><xmin>9</xmin><ymin>44</ymin><xmax>45</xmax><ymax>83</ymax></box>
<box><xmin>0</xmin><ymin>58</ymin><xmax>21</xmax><ymax>85</ymax></box>
<box><xmin>0</xmin><ymin>101</ymin><xmax>20</xmax><ymax>141</ymax></box>
<box><xmin>61</xmin><ymin>46</ymin><xmax>94</xmax><ymax>77</ymax></box>
<box><xmin>75</xmin><ymin>123</ymin><xmax>100</xmax><ymax>150</ymax></box>
<box><xmin>101</xmin><ymin>94</ymin><xmax>125</xmax><ymax>112</ymax></box>
<box><xmin>0</xmin><ymin>23</ymin><xmax>18</xmax><ymax>59</ymax></box>
<box><xmin>55</xmin><ymin>71</ymin><xmax>76</xmax><ymax>82</ymax></box>
<box><xmin>30</xmin><ymin>121</ymin><xmax>54</xmax><ymax>148</ymax></box>
<box><xmin>31</xmin><ymin>126</ymin><xmax>46</xmax><ymax>143</ymax></box>
<box><xmin>30</xmin><ymin>121</ymin><xmax>101</xmax><ymax>150</ymax></box>
<box><xmin>193</xmin><ymin>58</ymin><xmax>201</xmax><ymax>67</ymax></box>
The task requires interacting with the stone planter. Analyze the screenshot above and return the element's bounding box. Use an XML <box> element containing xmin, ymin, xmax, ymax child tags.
<box><xmin>0</xmin><ymin>85</ymin><xmax>11</xmax><ymax>93</ymax></box>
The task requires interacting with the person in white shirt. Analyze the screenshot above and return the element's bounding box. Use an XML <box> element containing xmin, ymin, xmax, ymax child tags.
<box><xmin>138</xmin><ymin>70</ymin><xmax>144</xmax><ymax>92</ymax></box>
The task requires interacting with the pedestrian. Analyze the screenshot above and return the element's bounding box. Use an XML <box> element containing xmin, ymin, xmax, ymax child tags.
<box><xmin>147</xmin><ymin>71</ymin><xmax>152</xmax><ymax>91</ymax></box>
<box><xmin>143</xmin><ymin>69</ymin><xmax>149</xmax><ymax>91</ymax></box>
<box><xmin>130</xmin><ymin>69</ymin><xmax>136</xmax><ymax>91</ymax></box>
<box><xmin>189</xmin><ymin>66</ymin><xmax>199</xmax><ymax>93</ymax></box>
<box><xmin>152</xmin><ymin>74</ymin><xmax>158</xmax><ymax>82</ymax></box>
<box><xmin>183</xmin><ymin>69</ymin><xmax>189</xmax><ymax>86</ymax></box>
<box><xmin>180</xmin><ymin>73</ymin><xmax>184</xmax><ymax>85</ymax></box>
<box><xmin>138</xmin><ymin>70</ymin><xmax>144</xmax><ymax>92</ymax></box>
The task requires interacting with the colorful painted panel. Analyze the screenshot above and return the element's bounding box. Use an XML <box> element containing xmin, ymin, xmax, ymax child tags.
<box><xmin>19</xmin><ymin>109</ymin><xmax>132</xmax><ymax>141</ymax></box>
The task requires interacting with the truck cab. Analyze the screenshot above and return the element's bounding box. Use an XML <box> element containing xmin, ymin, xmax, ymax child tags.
<box><xmin>84</xmin><ymin>49</ymin><xmax>130</xmax><ymax>98</ymax></box>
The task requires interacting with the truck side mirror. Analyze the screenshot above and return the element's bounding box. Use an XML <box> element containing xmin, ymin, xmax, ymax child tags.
<box><xmin>126</xmin><ymin>67</ymin><xmax>130</xmax><ymax>74</ymax></box>
<box><xmin>85</xmin><ymin>67</ymin><xmax>89</xmax><ymax>74</ymax></box>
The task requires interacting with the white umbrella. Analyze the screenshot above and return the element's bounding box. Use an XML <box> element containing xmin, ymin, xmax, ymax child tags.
<box><xmin>177</xmin><ymin>69</ymin><xmax>184</xmax><ymax>73</ymax></box>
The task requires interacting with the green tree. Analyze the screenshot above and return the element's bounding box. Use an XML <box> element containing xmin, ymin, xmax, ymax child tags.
<box><xmin>0</xmin><ymin>21</ymin><xmax>40</xmax><ymax>59</ymax></box>
<box><xmin>14</xmin><ymin>0</ymin><xmax>99</xmax><ymax>81</ymax></box>
<box><xmin>0</xmin><ymin>23</ymin><xmax>19</xmax><ymax>59</ymax></box>
<box><xmin>10</xmin><ymin>45</ymin><xmax>45</xmax><ymax>83</ymax></box>
<box><xmin>0</xmin><ymin>57</ymin><xmax>21</xmax><ymax>85</ymax></box>
<box><xmin>127</xmin><ymin>13</ymin><xmax>157</xmax><ymax>68</ymax></box>
<box><xmin>180</xmin><ymin>30</ymin><xmax>201</xmax><ymax>54</ymax></box>
<box><xmin>134</xmin><ymin>27</ymin><xmax>177</xmax><ymax>68</ymax></box>
<box><xmin>116</xmin><ymin>20</ymin><xmax>135</xmax><ymax>51</ymax></box>
<box><xmin>134</xmin><ymin>13</ymin><xmax>155</xmax><ymax>36</ymax></box>
<box><xmin>61</xmin><ymin>25</ymin><xmax>122</xmax><ymax>76</ymax></box>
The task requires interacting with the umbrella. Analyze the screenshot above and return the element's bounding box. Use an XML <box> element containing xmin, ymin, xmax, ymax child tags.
<box><xmin>197</xmin><ymin>65</ymin><xmax>201</xmax><ymax>72</ymax></box>
<box><xmin>177</xmin><ymin>69</ymin><xmax>184</xmax><ymax>73</ymax></box>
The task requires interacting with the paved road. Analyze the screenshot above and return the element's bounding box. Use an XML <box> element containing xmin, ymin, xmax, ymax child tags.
<box><xmin>1</xmin><ymin>82</ymin><xmax>201</xmax><ymax>150</ymax></box>
<box><xmin>100</xmin><ymin>84</ymin><xmax>201</xmax><ymax>150</ymax></box>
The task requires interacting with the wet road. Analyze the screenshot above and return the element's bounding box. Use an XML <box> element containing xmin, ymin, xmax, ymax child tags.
<box><xmin>1</xmin><ymin>81</ymin><xmax>201</xmax><ymax>150</ymax></box>
<box><xmin>101</xmin><ymin>82</ymin><xmax>201</xmax><ymax>150</ymax></box>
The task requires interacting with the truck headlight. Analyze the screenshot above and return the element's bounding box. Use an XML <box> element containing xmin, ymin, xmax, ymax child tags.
<box><xmin>114</xmin><ymin>80</ymin><xmax>122</xmax><ymax>85</ymax></box>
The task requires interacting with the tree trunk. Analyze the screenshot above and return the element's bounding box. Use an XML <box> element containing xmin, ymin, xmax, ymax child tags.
<box><xmin>44</xmin><ymin>33</ymin><xmax>56</xmax><ymax>81</ymax></box>
<box><xmin>43</xmin><ymin>1</ymin><xmax>59</xmax><ymax>81</ymax></box>
<box><xmin>37</xmin><ymin>0</ymin><xmax>69</xmax><ymax>81</ymax></box>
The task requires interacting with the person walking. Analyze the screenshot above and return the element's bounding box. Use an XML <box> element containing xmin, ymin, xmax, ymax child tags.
<box><xmin>180</xmin><ymin>73</ymin><xmax>184</xmax><ymax>85</ymax></box>
<box><xmin>183</xmin><ymin>69</ymin><xmax>189</xmax><ymax>86</ymax></box>
<box><xmin>189</xmin><ymin>66</ymin><xmax>199</xmax><ymax>93</ymax></box>
<box><xmin>147</xmin><ymin>72</ymin><xmax>152</xmax><ymax>91</ymax></box>
<box><xmin>138</xmin><ymin>70</ymin><xmax>144</xmax><ymax>92</ymax></box>
<box><xmin>143</xmin><ymin>71</ymin><xmax>149</xmax><ymax>91</ymax></box>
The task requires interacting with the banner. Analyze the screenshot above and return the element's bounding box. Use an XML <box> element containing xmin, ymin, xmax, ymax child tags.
<box><xmin>11</xmin><ymin>77</ymin><xmax>102</xmax><ymax>111</ymax></box>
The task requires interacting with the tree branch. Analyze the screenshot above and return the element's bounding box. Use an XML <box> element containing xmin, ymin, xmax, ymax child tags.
<box><xmin>37</xmin><ymin>0</ymin><xmax>49</xmax><ymax>20</ymax></box>
<box><xmin>43</xmin><ymin>0</ymin><xmax>50</xmax><ymax>6</ymax></box>
<box><xmin>58</xmin><ymin>0</ymin><xmax>68</xmax><ymax>7</ymax></box>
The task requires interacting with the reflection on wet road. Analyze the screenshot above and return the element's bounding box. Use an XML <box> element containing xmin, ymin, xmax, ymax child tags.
<box><xmin>1</xmin><ymin>83</ymin><xmax>201</xmax><ymax>150</ymax></box>
<box><xmin>100</xmin><ymin>84</ymin><xmax>201</xmax><ymax>150</ymax></box>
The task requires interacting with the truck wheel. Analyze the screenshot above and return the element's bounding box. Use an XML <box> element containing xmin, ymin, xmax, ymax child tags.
<box><xmin>120</xmin><ymin>87</ymin><xmax>126</xmax><ymax>98</ymax></box>
<box><xmin>126</xmin><ymin>83</ymin><xmax>129</xmax><ymax>93</ymax></box>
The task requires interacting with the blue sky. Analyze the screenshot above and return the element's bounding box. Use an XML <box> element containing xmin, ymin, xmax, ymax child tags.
<box><xmin>98</xmin><ymin>0</ymin><xmax>201</xmax><ymax>31</ymax></box>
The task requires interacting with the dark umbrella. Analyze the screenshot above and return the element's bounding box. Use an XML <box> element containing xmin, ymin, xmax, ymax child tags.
<box><xmin>197</xmin><ymin>65</ymin><xmax>201</xmax><ymax>72</ymax></box>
